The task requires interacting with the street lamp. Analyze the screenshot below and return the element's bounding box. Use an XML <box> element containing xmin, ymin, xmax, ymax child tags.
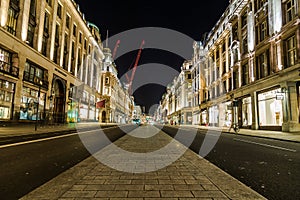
<box><xmin>35</xmin><ymin>80</ymin><xmax>43</xmax><ymax>131</ymax></box>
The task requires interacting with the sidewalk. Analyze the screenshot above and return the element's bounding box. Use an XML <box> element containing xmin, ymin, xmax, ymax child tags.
<box><xmin>0</xmin><ymin>122</ymin><xmax>117</xmax><ymax>144</ymax></box>
<box><xmin>179</xmin><ymin>124</ymin><xmax>300</xmax><ymax>143</ymax></box>
<box><xmin>21</xmin><ymin>125</ymin><xmax>266</xmax><ymax>199</ymax></box>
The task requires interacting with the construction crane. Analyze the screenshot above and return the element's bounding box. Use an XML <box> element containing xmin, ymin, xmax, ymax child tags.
<box><xmin>112</xmin><ymin>40</ymin><xmax>120</xmax><ymax>59</ymax></box>
<box><xmin>126</xmin><ymin>40</ymin><xmax>145</xmax><ymax>95</ymax></box>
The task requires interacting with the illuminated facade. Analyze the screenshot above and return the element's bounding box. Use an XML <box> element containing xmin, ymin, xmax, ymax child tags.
<box><xmin>0</xmin><ymin>0</ymin><xmax>104</xmax><ymax>123</ymax></box>
<box><xmin>158</xmin><ymin>60</ymin><xmax>193</xmax><ymax>125</ymax></box>
<box><xmin>194</xmin><ymin>0</ymin><xmax>300</xmax><ymax>132</ymax></box>
<box><xmin>157</xmin><ymin>0</ymin><xmax>299</xmax><ymax>132</ymax></box>
<box><xmin>99</xmin><ymin>47</ymin><xmax>134</xmax><ymax>123</ymax></box>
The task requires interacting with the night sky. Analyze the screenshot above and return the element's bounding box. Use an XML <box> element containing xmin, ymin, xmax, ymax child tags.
<box><xmin>75</xmin><ymin>0</ymin><xmax>229</xmax><ymax>114</ymax></box>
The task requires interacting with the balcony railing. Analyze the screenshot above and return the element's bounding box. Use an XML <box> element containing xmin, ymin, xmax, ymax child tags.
<box><xmin>0</xmin><ymin>61</ymin><xmax>19</xmax><ymax>78</ymax></box>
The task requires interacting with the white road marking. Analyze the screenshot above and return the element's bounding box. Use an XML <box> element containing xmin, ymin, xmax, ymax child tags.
<box><xmin>0</xmin><ymin>125</ymin><xmax>124</xmax><ymax>149</ymax></box>
<box><xmin>233</xmin><ymin>138</ymin><xmax>297</xmax><ymax>152</ymax></box>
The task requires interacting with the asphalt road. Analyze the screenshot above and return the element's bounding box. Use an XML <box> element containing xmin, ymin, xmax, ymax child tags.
<box><xmin>158</xmin><ymin>125</ymin><xmax>300</xmax><ymax>200</ymax></box>
<box><xmin>0</xmin><ymin>125</ymin><xmax>136</xmax><ymax>200</ymax></box>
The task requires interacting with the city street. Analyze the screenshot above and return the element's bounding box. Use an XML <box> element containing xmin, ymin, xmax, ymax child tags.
<box><xmin>159</xmin><ymin>125</ymin><xmax>300</xmax><ymax>200</ymax></box>
<box><xmin>0</xmin><ymin>125</ymin><xmax>136</xmax><ymax>199</ymax></box>
<box><xmin>1</xmin><ymin>123</ymin><xmax>298</xmax><ymax>199</ymax></box>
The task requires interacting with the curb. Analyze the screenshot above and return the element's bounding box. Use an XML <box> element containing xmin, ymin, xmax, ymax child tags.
<box><xmin>0</xmin><ymin>124</ymin><xmax>117</xmax><ymax>146</ymax></box>
<box><xmin>166</xmin><ymin>125</ymin><xmax>300</xmax><ymax>144</ymax></box>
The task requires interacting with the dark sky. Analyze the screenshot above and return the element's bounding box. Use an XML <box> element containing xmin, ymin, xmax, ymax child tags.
<box><xmin>75</xmin><ymin>0</ymin><xmax>229</xmax><ymax>114</ymax></box>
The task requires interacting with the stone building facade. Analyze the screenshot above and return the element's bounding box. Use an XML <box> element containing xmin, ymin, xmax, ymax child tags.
<box><xmin>0</xmin><ymin>0</ymin><xmax>104</xmax><ymax>123</ymax></box>
<box><xmin>99</xmin><ymin>47</ymin><xmax>134</xmax><ymax>123</ymax></box>
<box><xmin>158</xmin><ymin>0</ymin><xmax>300</xmax><ymax>132</ymax></box>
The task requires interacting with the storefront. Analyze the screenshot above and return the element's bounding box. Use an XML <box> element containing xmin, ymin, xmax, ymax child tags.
<box><xmin>258</xmin><ymin>88</ymin><xmax>283</xmax><ymax>130</ymax></box>
<box><xmin>79</xmin><ymin>104</ymin><xmax>88</xmax><ymax>120</ymax></box>
<box><xmin>192</xmin><ymin>110</ymin><xmax>200</xmax><ymax>125</ymax></box>
<box><xmin>0</xmin><ymin>79</ymin><xmax>15</xmax><ymax>119</ymax></box>
<box><xmin>242</xmin><ymin>96</ymin><xmax>252</xmax><ymax>127</ymax></box>
<box><xmin>89</xmin><ymin>105</ymin><xmax>96</xmax><ymax>120</ymax></box>
<box><xmin>209</xmin><ymin>105</ymin><xmax>219</xmax><ymax>126</ymax></box>
<box><xmin>201</xmin><ymin>110</ymin><xmax>208</xmax><ymax>125</ymax></box>
<box><xmin>218</xmin><ymin>101</ymin><xmax>232</xmax><ymax>127</ymax></box>
<box><xmin>20</xmin><ymin>86</ymin><xmax>46</xmax><ymax>120</ymax></box>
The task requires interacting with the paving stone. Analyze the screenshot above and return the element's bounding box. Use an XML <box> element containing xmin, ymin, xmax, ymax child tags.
<box><xmin>77</xmin><ymin>179</ymin><xmax>105</xmax><ymax>185</ymax></box>
<box><xmin>84</xmin><ymin>184</ymin><xmax>115</xmax><ymax>190</ymax></box>
<box><xmin>95</xmin><ymin>191</ymin><xmax>128</xmax><ymax>198</ymax></box>
<box><xmin>145</xmin><ymin>184</ymin><xmax>174</xmax><ymax>190</ymax></box>
<box><xmin>132</xmin><ymin>179</ymin><xmax>158</xmax><ymax>184</ymax></box>
<box><xmin>160</xmin><ymin>190</ymin><xmax>194</xmax><ymax>198</ymax></box>
<box><xmin>104</xmin><ymin>179</ymin><xmax>131</xmax><ymax>184</ymax></box>
<box><xmin>201</xmin><ymin>184</ymin><xmax>219</xmax><ymax>191</ymax></box>
<box><xmin>128</xmin><ymin>190</ymin><xmax>160</xmax><ymax>197</ymax></box>
<box><xmin>62</xmin><ymin>191</ymin><xmax>97</xmax><ymax>198</ymax></box>
<box><xmin>173</xmin><ymin>184</ymin><xmax>204</xmax><ymax>191</ymax></box>
<box><xmin>192</xmin><ymin>190</ymin><xmax>228</xmax><ymax>198</ymax></box>
<box><xmin>70</xmin><ymin>185</ymin><xmax>87</xmax><ymax>191</ymax></box>
<box><xmin>159</xmin><ymin>179</ymin><xmax>186</xmax><ymax>184</ymax></box>
<box><xmin>115</xmin><ymin>184</ymin><xmax>144</xmax><ymax>190</ymax></box>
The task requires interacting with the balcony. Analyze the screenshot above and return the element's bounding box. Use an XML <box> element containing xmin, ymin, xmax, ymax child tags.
<box><xmin>0</xmin><ymin>61</ymin><xmax>19</xmax><ymax>78</ymax></box>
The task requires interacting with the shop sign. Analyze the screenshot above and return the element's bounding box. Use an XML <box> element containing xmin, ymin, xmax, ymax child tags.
<box><xmin>276</xmin><ymin>94</ymin><xmax>284</xmax><ymax>100</ymax></box>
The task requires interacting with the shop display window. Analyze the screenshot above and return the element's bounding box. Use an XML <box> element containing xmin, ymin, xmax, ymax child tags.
<box><xmin>258</xmin><ymin>88</ymin><xmax>283</xmax><ymax>126</ymax></box>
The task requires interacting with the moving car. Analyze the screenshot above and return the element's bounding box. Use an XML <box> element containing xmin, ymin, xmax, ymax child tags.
<box><xmin>132</xmin><ymin>118</ymin><xmax>141</xmax><ymax>126</ymax></box>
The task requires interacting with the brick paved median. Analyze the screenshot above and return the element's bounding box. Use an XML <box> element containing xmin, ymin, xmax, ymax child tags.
<box><xmin>21</xmin><ymin>125</ymin><xmax>266</xmax><ymax>199</ymax></box>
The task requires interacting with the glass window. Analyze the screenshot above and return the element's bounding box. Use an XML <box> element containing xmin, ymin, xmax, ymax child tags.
<box><xmin>66</xmin><ymin>15</ymin><xmax>70</xmax><ymax>29</ymax></box>
<box><xmin>6</xmin><ymin>0</ymin><xmax>20</xmax><ymax>35</ymax></box>
<box><xmin>258</xmin><ymin>88</ymin><xmax>283</xmax><ymax>126</ymax></box>
<box><xmin>286</xmin><ymin>0</ymin><xmax>296</xmax><ymax>23</ymax></box>
<box><xmin>57</xmin><ymin>3</ymin><xmax>62</xmax><ymax>18</ymax></box>
<box><xmin>286</xmin><ymin>35</ymin><xmax>297</xmax><ymax>67</ymax></box>
<box><xmin>242</xmin><ymin>63</ymin><xmax>249</xmax><ymax>86</ymax></box>
<box><xmin>46</xmin><ymin>0</ymin><xmax>52</xmax><ymax>6</ymax></box>
<box><xmin>79</xmin><ymin>32</ymin><xmax>82</xmax><ymax>43</ymax></box>
<box><xmin>73</xmin><ymin>24</ymin><xmax>77</xmax><ymax>36</ymax></box>
<box><xmin>20</xmin><ymin>87</ymin><xmax>45</xmax><ymax>120</ymax></box>
<box><xmin>44</xmin><ymin>12</ymin><xmax>49</xmax><ymax>34</ymax></box>
<box><xmin>256</xmin><ymin>49</ymin><xmax>270</xmax><ymax>79</ymax></box>
<box><xmin>242</xmin><ymin>97</ymin><xmax>252</xmax><ymax>126</ymax></box>
<box><xmin>23</xmin><ymin>61</ymin><xmax>48</xmax><ymax>88</ymax></box>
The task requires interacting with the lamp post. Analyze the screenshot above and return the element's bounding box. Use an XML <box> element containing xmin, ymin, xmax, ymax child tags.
<box><xmin>35</xmin><ymin>80</ymin><xmax>43</xmax><ymax>131</ymax></box>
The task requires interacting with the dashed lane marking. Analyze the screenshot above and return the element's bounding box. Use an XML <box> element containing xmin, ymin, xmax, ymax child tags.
<box><xmin>233</xmin><ymin>138</ymin><xmax>297</xmax><ymax>152</ymax></box>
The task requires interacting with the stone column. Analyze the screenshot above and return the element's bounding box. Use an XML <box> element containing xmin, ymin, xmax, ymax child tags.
<box><xmin>37</xmin><ymin>0</ymin><xmax>46</xmax><ymax>52</ymax></box>
<box><xmin>282</xmin><ymin>82</ymin><xmax>300</xmax><ymax>132</ymax></box>
<box><xmin>49</xmin><ymin>0</ymin><xmax>58</xmax><ymax>61</ymax></box>
<box><xmin>0</xmin><ymin>0</ymin><xmax>9</xmax><ymax>27</ymax></box>
<box><xmin>20</xmin><ymin>0</ymin><xmax>30</xmax><ymax>41</ymax></box>
<box><xmin>13</xmin><ymin>54</ymin><xmax>26</xmax><ymax>120</ymax></box>
<box><xmin>251</xmin><ymin>91</ymin><xmax>259</xmax><ymax>130</ymax></box>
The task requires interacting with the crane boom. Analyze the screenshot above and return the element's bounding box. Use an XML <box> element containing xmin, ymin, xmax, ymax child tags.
<box><xmin>112</xmin><ymin>40</ymin><xmax>120</xmax><ymax>59</ymax></box>
<box><xmin>128</xmin><ymin>40</ymin><xmax>145</xmax><ymax>94</ymax></box>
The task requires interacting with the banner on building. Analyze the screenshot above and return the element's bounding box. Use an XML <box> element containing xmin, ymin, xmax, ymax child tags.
<box><xmin>96</xmin><ymin>99</ymin><xmax>105</xmax><ymax>108</ymax></box>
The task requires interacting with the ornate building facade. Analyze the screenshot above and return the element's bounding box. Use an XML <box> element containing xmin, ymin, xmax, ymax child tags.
<box><xmin>99</xmin><ymin>47</ymin><xmax>134</xmax><ymax>123</ymax></box>
<box><xmin>0</xmin><ymin>0</ymin><xmax>123</xmax><ymax>124</ymax></box>
<box><xmin>158</xmin><ymin>0</ymin><xmax>300</xmax><ymax>132</ymax></box>
<box><xmin>157</xmin><ymin>60</ymin><xmax>193</xmax><ymax>125</ymax></box>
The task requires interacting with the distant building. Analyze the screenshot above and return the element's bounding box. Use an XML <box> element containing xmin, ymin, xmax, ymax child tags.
<box><xmin>99</xmin><ymin>47</ymin><xmax>134</xmax><ymax>123</ymax></box>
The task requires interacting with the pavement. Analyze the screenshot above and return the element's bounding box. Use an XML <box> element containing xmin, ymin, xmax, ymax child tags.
<box><xmin>20</xmin><ymin>125</ymin><xmax>266</xmax><ymax>200</ymax></box>
<box><xmin>180</xmin><ymin>124</ymin><xmax>300</xmax><ymax>143</ymax></box>
<box><xmin>0</xmin><ymin>122</ymin><xmax>117</xmax><ymax>145</ymax></box>
<box><xmin>1</xmin><ymin>122</ymin><xmax>299</xmax><ymax>199</ymax></box>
